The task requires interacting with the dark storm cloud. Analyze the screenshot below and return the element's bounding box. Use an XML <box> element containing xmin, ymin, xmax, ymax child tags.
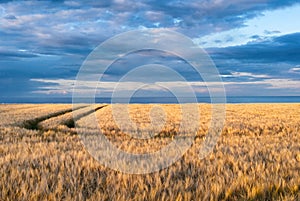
<box><xmin>0</xmin><ymin>0</ymin><xmax>299</xmax><ymax>60</ymax></box>
<box><xmin>210</xmin><ymin>32</ymin><xmax>300</xmax><ymax>63</ymax></box>
<box><xmin>142</xmin><ymin>0</ymin><xmax>298</xmax><ymax>30</ymax></box>
<box><xmin>1</xmin><ymin>0</ymin><xmax>299</xmax><ymax>56</ymax></box>
<box><xmin>0</xmin><ymin>49</ymin><xmax>38</xmax><ymax>58</ymax></box>
<box><xmin>102</xmin><ymin>49</ymin><xmax>202</xmax><ymax>82</ymax></box>
<box><xmin>0</xmin><ymin>0</ymin><xmax>299</xmax><ymax>98</ymax></box>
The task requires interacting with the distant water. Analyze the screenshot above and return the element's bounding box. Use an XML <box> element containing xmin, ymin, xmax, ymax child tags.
<box><xmin>1</xmin><ymin>96</ymin><xmax>300</xmax><ymax>104</ymax></box>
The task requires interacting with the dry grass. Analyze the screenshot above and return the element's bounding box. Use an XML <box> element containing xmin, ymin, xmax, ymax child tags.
<box><xmin>0</xmin><ymin>103</ymin><xmax>299</xmax><ymax>200</ymax></box>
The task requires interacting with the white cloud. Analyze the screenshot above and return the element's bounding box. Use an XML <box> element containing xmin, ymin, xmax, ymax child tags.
<box><xmin>221</xmin><ymin>71</ymin><xmax>271</xmax><ymax>78</ymax></box>
<box><xmin>289</xmin><ymin>67</ymin><xmax>300</xmax><ymax>73</ymax></box>
<box><xmin>264</xmin><ymin>79</ymin><xmax>300</xmax><ymax>89</ymax></box>
<box><xmin>31</xmin><ymin>77</ymin><xmax>300</xmax><ymax>96</ymax></box>
<box><xmin>0</xmin><ymin>5</ymin><xmax>5</xmax><ymax>17</ymax></box>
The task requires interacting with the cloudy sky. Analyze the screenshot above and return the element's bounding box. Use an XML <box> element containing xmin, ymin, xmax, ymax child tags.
<box><xmin>1</xmin><ymin>0</ymin><xmax>300</xmax><ymax>102</ymax></box>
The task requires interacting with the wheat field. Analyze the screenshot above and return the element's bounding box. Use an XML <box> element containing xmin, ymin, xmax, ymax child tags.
<box><xmin>0</xmin><ymin>104</ymin><xmax>299</xmax><ymax>200</ymax></box>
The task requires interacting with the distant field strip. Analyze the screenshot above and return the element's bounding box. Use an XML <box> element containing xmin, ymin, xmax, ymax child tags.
<box><xmin>0</xmin><ymin>104</ymin><xmax>40</xmax><ymax>113</ymax></box>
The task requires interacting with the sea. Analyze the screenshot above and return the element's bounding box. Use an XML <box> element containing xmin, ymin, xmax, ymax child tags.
<box><xmin>1</xmin><ymin>96</ymin><xmax>300</xmax><ymax>104</ymax></box>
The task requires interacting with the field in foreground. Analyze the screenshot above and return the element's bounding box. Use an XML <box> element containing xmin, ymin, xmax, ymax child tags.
<box><xmin>0</xmin><ymin>104</ymin><xmax>299</xmax><ymax>200</ymax></box>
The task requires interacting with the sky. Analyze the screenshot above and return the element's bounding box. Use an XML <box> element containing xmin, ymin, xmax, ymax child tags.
<box><xmin>0</xmin><ymin>0</ymin><xmax>300</xmax><ymax>102</ymax></box>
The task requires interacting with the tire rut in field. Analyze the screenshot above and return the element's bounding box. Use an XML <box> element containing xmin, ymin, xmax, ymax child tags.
<box><xmin>64</xmin><ymin>105</ymin><xmax>107</xmax><ymax>129</ymax></box>
<box><xmin>22</xmin><ymin>106</ymin><xmax>87</xmax><ymax>130</ymax></box>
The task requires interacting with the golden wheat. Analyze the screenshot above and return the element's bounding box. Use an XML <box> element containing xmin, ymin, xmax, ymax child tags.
<box><xmin>0</xmin><ymin>103</ymin><xmax>299</xmax><ymax>200</ymax></box>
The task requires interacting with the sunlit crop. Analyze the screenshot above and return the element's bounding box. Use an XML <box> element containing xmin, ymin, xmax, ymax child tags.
<box><xmin>0</xmin><ymin>104</ymin><xmax>299</xmax><ymax>200</ymax></box>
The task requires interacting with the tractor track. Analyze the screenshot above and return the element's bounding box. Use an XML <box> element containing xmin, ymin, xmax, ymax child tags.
<box><xmin>22</xmin><ymin>105</ymin><xmax>107</xmax><ymax>131</ymax></box>
<box><xmin>60</xmin><ymin>105</ymin><xmax>107</xmax><ymax>129</ymax></box>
